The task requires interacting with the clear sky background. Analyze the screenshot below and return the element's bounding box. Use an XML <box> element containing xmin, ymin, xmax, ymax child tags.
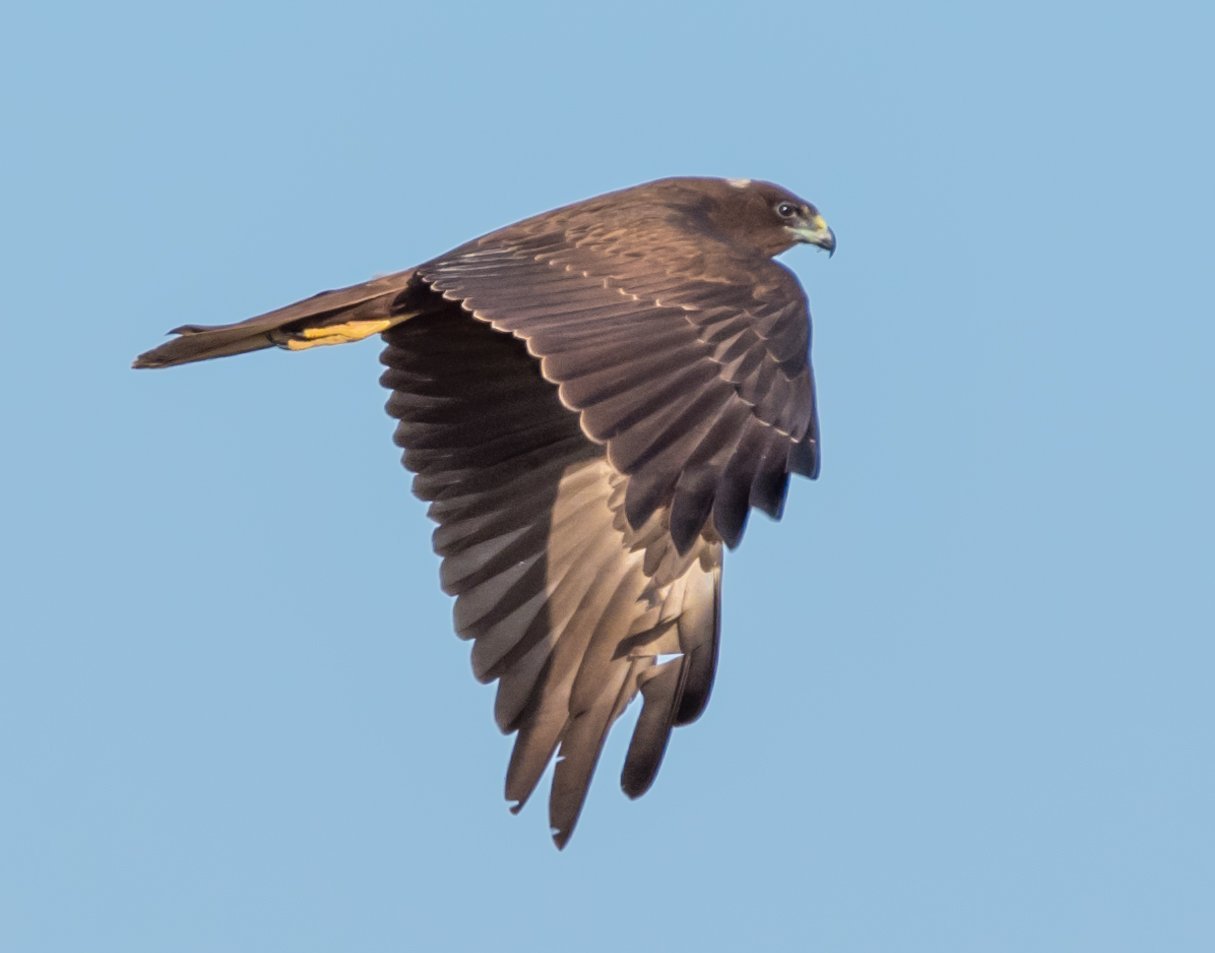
<box><xmin>3</xmin><ymin>2</ymin><xmax>1213</xmax><ymax>951</ymax></box>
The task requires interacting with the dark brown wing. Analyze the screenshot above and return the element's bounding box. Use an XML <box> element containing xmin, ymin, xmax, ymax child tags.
<box><xmin>381</xmin><ymin>308</ymin><xmax>722</xmax><ymax>847</ymax></box>
<box><xmin>417</xmin><ymin>215</ymin><xmax>819</xmax><ymax>553</ymax></box>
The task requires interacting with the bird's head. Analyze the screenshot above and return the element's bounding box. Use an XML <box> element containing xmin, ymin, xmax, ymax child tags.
<box><xmin>700</xmin><ymin>178</ymin><xmax>836</xmax><ymax>259</ymax></box>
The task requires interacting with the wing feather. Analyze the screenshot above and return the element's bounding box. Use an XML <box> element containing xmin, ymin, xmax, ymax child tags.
<box><xmin>382</xmin><ymin>306</ymin><xmax>725</xmax><ymax>845</ymax></box>
<box><xmin>420</xmin><ymin>222</ymin><xmax>818</xmax><ymax>544</ymax></box>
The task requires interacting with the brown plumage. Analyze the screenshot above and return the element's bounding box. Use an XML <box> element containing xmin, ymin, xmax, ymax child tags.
<box><xmin>134</xmin><ymin>176</ymin><xmax>835</xmax><ymax>847</ymax></box>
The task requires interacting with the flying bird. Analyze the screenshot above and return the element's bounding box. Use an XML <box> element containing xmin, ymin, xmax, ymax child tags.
<box><xmin>134</xmin><ymin>176</ymin><xmax>835</xmax><ymax>847</ymax></box>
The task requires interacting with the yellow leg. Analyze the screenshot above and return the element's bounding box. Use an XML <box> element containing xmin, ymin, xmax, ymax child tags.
<box><xmin>281</xmin><ymin>318</ymin><xmax>396</xmax><ymax>351</ymax></box>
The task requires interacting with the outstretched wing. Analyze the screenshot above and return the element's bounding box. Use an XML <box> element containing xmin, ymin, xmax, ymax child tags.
<box><xmin>382</xmin><ymin>308</ymin><xmax>721</xmax><ymax>847</ymax></box>
<box><xmin>418</xmin><ymin>215</ymin><xmax>819</xmax><ymax>553</ymax></box>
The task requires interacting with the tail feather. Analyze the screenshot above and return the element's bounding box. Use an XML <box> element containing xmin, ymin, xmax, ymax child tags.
<box><xmin>133</xmin><ymin>268</ymin><xmax>420</xmax><ymax>369</ymax></box>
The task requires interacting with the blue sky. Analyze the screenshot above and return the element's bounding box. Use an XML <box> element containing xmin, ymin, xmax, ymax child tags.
<box><xmin>4</xmin><ymin>2</ymin><xmax>1213</xmax><ymax>950</ymax></box>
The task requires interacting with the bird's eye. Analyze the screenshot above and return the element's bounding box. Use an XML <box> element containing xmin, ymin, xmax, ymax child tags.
<box><xmin>776</xmin><ymin>202</ymin><xmax>798</xmax><ymax>219</ymax></box>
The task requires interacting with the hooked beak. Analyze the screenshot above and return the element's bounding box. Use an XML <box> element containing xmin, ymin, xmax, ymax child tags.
<box><xmin>789</xmin><ymin>213</ymin><xmax>836</xmax><ymax>257</ymax></box>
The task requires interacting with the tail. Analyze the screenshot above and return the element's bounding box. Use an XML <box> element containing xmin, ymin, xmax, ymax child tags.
<box><xmin>132</xmin><ymin>268</ymin><xmax>421</xmax><ymax>369</ymax></box>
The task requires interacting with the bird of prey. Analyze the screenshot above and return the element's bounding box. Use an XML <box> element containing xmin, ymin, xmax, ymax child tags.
<box><xmin>134</xmin><ymin>176</ymin><xmax>835</xmax><ymax>847</ymax></box>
